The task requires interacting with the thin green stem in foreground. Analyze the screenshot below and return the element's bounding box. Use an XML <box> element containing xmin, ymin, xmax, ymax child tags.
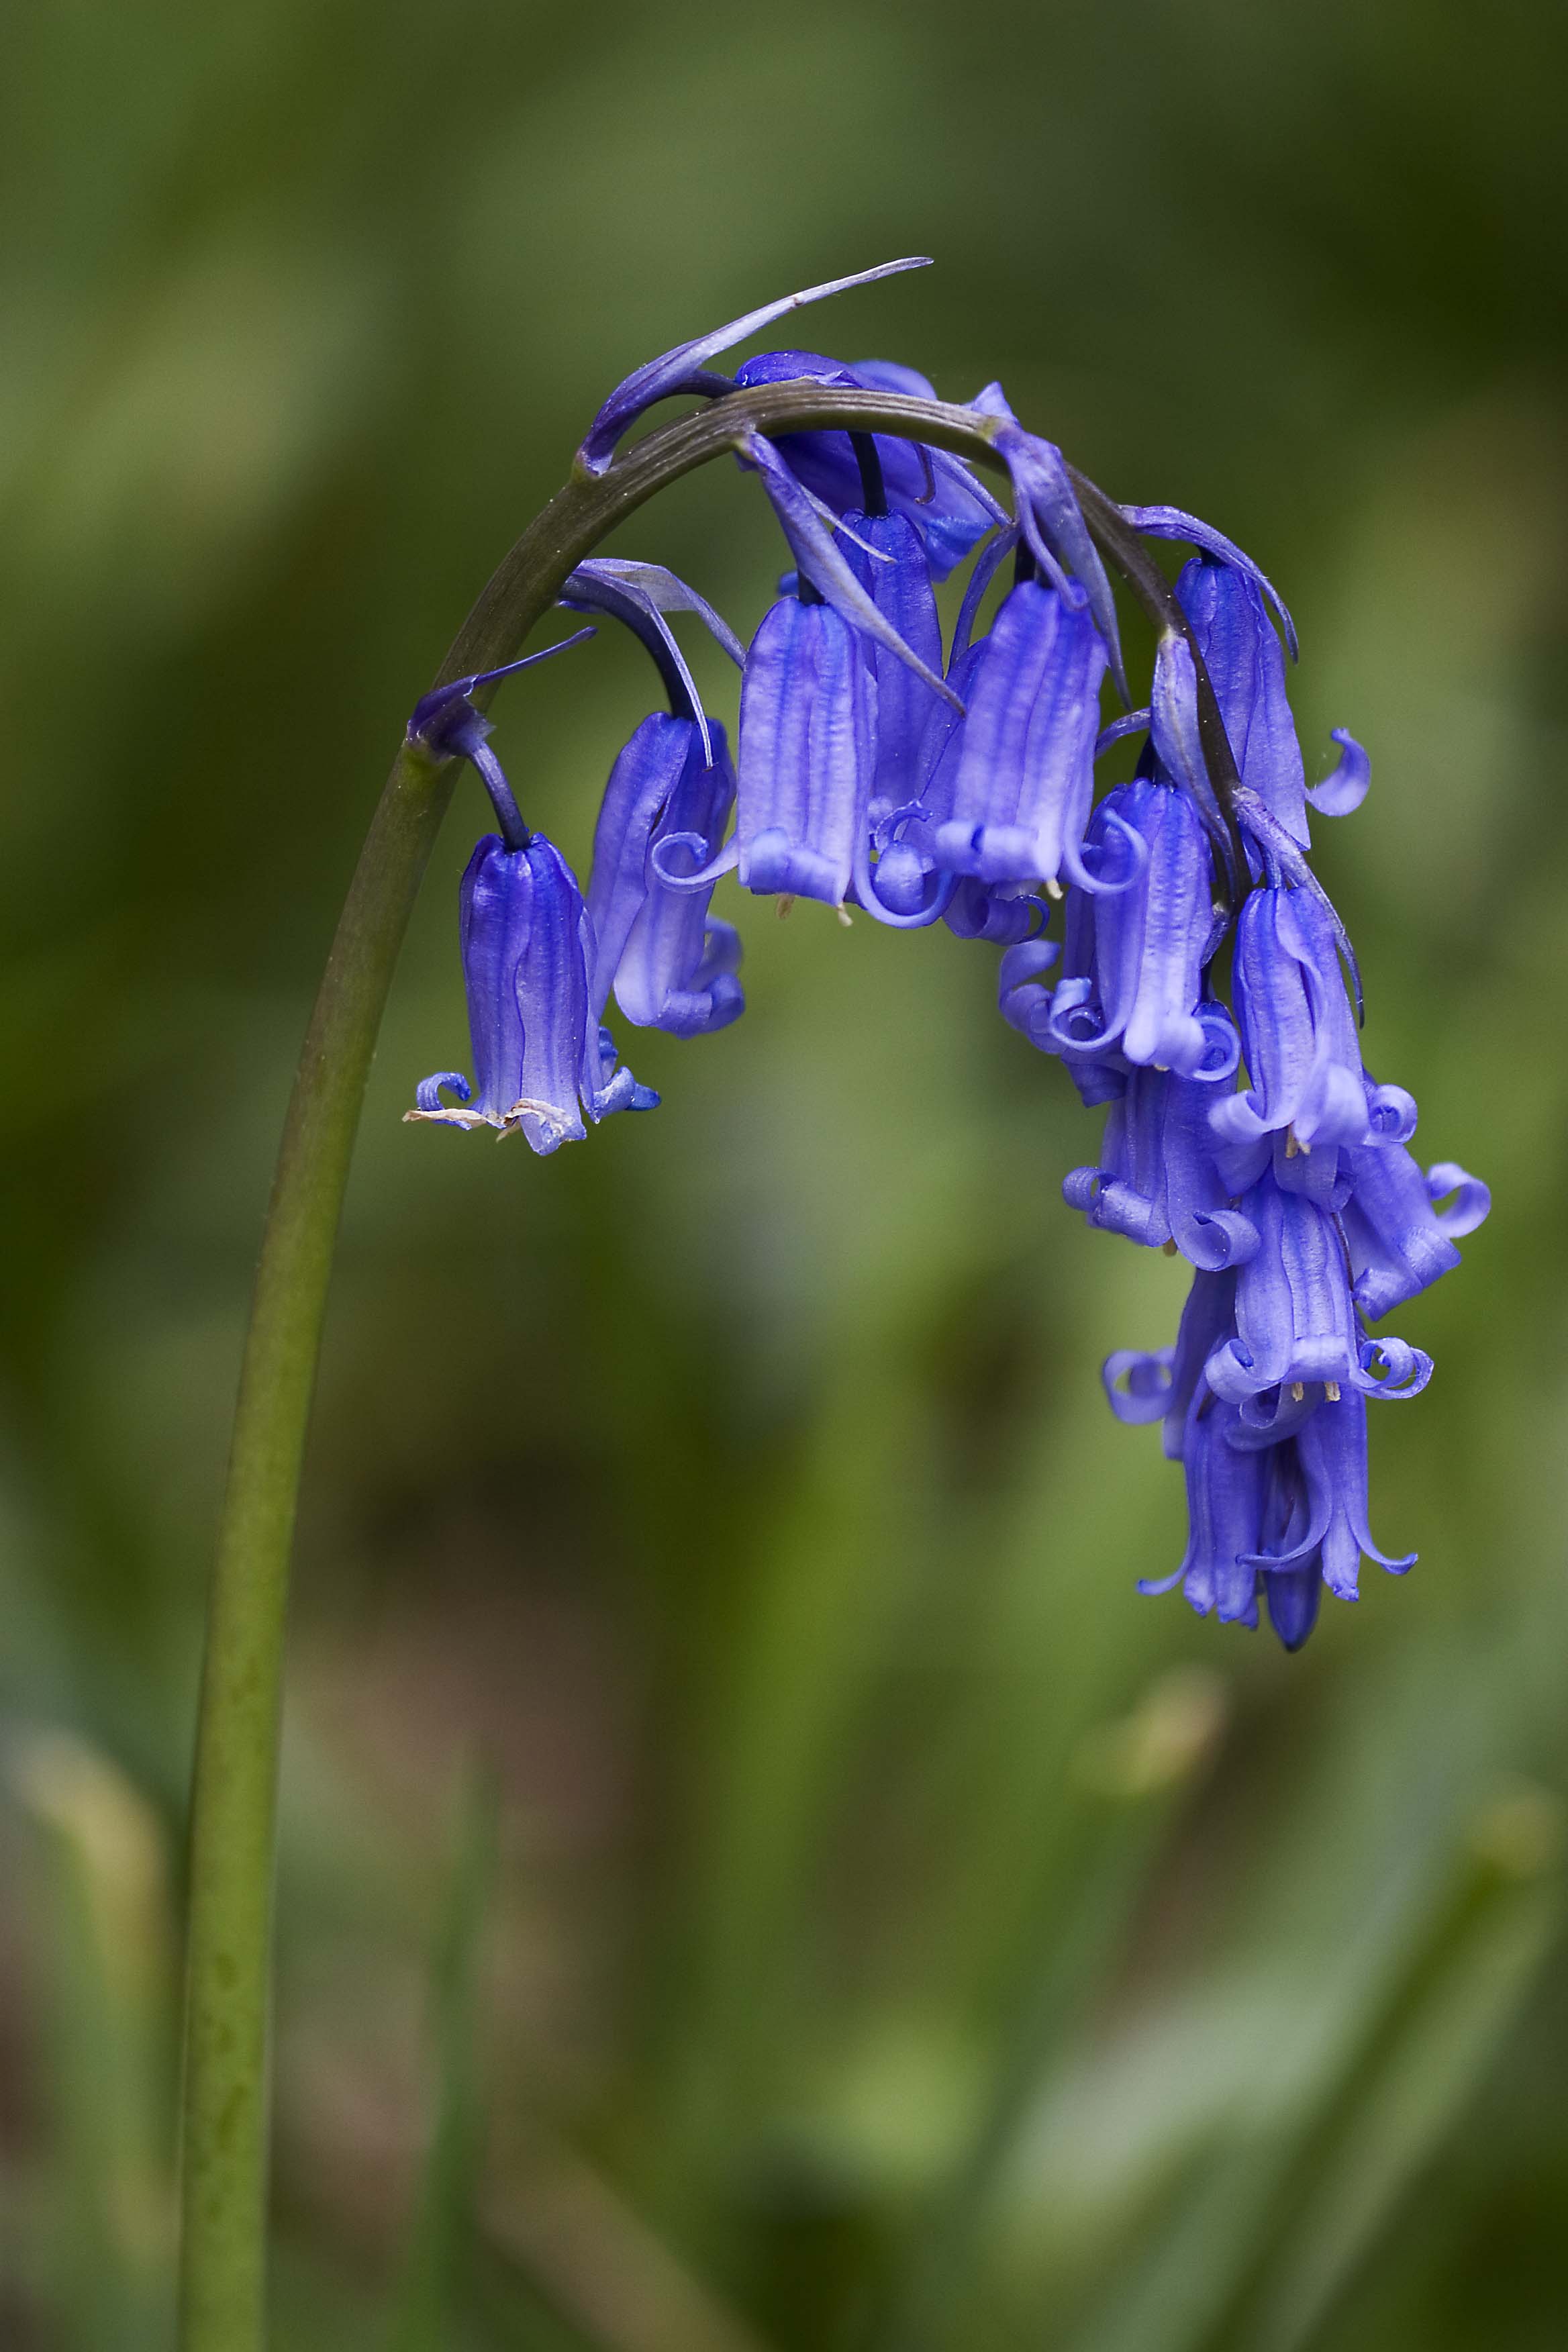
<box><xmin>175</xmin><ymin>377</ymin><xmax>1230</xmax><ymax>2352</ymax></box>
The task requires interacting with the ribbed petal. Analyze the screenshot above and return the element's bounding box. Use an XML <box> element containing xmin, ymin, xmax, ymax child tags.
<box><xmin>842</xmin><ymin>511</ymin><xmax>946</xmax><ymax>812</ymax></box>
<box><xmin>1296</xmin><ymin>1389</ymin><xmax>1417</xmax><ymax>1594</ymax></box>
<box><xmin>1159</xmin><ymin>1398</ymin><xmax>1265</xmax><ymax>1627</ymax></box>
<box><xmin>1164</xmin><ymin>1271</ymin><xmax>1238</xmax><ymax>1459</ymax></box>
<box><xmin>607</xmin><ymin>722</ymin><xmax>744</xmax><ymax>1035</ymax></box>
<box><xmin>737</xmin><ymin>600</ymin><xmax>872</xmax><ymax>905</ymax></box>
<box><xmin>585</xmin><ymin>715</ymin><xmax>697</xmax><ymax>1020</ymax></box>
<box><xmin>1066</xmin><ymin>1070</ymin><xmax>1257</xmax><ymax>1269</ymax></box>
<box><xmin>412</xmin><ymin>834</ymin><xmax>593</xmax><ymax>1154</ymax></box>
<box><xmin>1207</xmin><ymin>1179</ymin><xmax>1359</xmax><ymax>1398</ymax></box>
<box><xmin>1091</xmin><ymin>782</ymin><xmax>1216</xmax><ymax>1075</ymax></box>
<box><xmin>1149</xmin><ymin>634</ymin><xmax>1231</xmax><ymax>854</ymax></box>
<box><xmin>1263</xmin><ymin>1563</ymin><xmax>1321</xmax><ymax>1651</ymax></box>
<box><xmin>1211</xmin><ymin>886</ymin><xmax>1367</xmax><ymax>1153</ymax></box>
<box><xmin>935</xmin><ymin>584</ymin><xmax>1108</xmax><ymax>887</ymax></box>
<box><xmin>1177</xmin><ymin>556</ymin><xmax>1309</xmax><ymax>848</ymax></box>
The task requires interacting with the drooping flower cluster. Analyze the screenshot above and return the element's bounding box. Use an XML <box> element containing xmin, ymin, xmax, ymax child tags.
<box><xmin>404</xmin><ymin>261</ymin><xmax>1487</xmax><ymax>1648</ymax></box>
<box><xmin>1001</xmin><ymin>557</ymin><xmax>1487</xmax><ymax>1648</ymax></box>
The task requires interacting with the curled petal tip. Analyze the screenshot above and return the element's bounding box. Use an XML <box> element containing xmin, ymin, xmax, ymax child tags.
<box><xmin>1307</xmin><ymin>729</ymin><xmax>1371</xmax><ymax>817</ymax></box>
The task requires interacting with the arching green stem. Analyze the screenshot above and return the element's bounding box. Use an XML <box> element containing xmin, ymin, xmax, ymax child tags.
<box><xmin>175</xmin><ymin>377</ymin><xmax>1240</xmax><ymax>2352</ymax></box>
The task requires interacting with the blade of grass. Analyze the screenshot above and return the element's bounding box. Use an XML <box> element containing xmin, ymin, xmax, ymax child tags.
<box><xmin>388</xmin><ymin>1760</ymin><xmax>500</xmax><ymax>2352</ymax></box>
<box><xmin>1061</xmin><ymin>1780</ymin><xmax>1563</xmax><ymax>2352</ymax></box>
<box><xmin>11</xmin><ymin>1729</ymin><xmax>176</xmax><ymax>2352</ymax></box>
<box><xmin>883</xmin><ymin>1670</ymin><xmax>1228</xmax><ymax>2352</ymax></box>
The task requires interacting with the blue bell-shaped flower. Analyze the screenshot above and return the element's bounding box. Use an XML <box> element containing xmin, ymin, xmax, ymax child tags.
<box><xmin>587</xmin><ymin>712</ymin><xmax>744</xmax><ymax>1038</ymax></box>
<box><xmin>923</xmin><ymin>574</ymin><xmax>1108</xmax><ymax>891</ymax></box>
<box><xmin>1034</xmin><ymin>780</ymin><xmax>1227</xmax><ymax>1077</ymax></box>
<box><xmin>1203</xmin><ymin>1176</ymin><xmax>1431</xmax><ymax>1409</ymax></box>
<box><xmin>1063</xmin><ymin>1065</ymin><xmax>1258</xmax><ymax>1271</ymax></box>
<box><xmin>1210</xmin><ymin>883</ymin><xmax>1371</xmax><ymax>1164</ymax></box>
<box><xmin>407</xmin><ymin>833</ymin><xmax>656</xmax><ymax>1155</ymax></box>
<box><xmin>733</xmin><ymin>592</ymin><xmax>874</xmax><ymax>906</ymax></box>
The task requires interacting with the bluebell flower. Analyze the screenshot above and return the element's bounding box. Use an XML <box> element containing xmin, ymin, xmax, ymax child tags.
<box><xmin>1063</xmin><ymin>1066</ymin><xmax>1258</xmax><ymax>1269</ymax></box>
<box><xmin>1177</xmin><ymin>554</ymin><xmax>1369</xmax><ymax>846</ymax></box>
<box><xmin>1340</xmin><ymin>1138</ymin><xmax>1490</xmax><ymax>1320</ymax></box>
<box><xmin>1246</xmin><ymin>1385</ymin><xmax>1416</xmax><ymax>1604</ymax></box>
<box><xmin>1175</xmin><ymin>556</ymin><xmax>1310</xmax><ymax>846</ymax></box>
<box><xmin>1142</xmin><ymin>1395</ymin><xmax>1269</xmax><ymax>1630</ymax></box>
<box><xmin>1209</xmin><ymin>883</ymin><xmax>1372</xmax><ymax>1162</ymax></box>
<box><xmin>1027</xmin><ymin>780</ymin><xmax>1227</xmax><ymax>1077</ymax></box>
<box><xmin>405</xmin><ymin>832</ymin><xmax>657</xmax><ymax>1154</ymax></box>
<box><xmin>1203</xmin><ymin>1174</ymin><xmax>1432</xmax><ymax>1410</ymax></box>
<box><xmin>921</xmin><ymin>573</ymin><xmax>1109</xmax><ymax>891</ymax></box>
<box><xmin>558</xmin><ymin>556</ymin><xmax>746</xmax><ymax>1038</ymax></box>
<box><xmin>403</xmin><ymin>630</ymin><xmax>654</xmax><ymax>1153</ymax></box>
<box><xmin>585</xmin><ymin>712</ymin><xmax>743</xmax><ymax>1037</ymax></box>
<box><xmin>732</xmin><ymin>592</ymin><xmax>874</xmax><ymax>905</ymax></box>
<box><xmin>842</xmin><ymin>507</ymin><xmax>946</xmax><ymax>822</ymax></box>
<box><xmin>1125</xmin><ymin>1324</ymin><xmax>1417</xmax><ymax>1649</ymax></box>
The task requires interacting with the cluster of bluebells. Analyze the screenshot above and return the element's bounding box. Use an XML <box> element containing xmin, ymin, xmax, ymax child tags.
<box><xmin>405</xmin><ymin>260</ymin><xmax>1488</xmax><ymax>1651</ymax></box>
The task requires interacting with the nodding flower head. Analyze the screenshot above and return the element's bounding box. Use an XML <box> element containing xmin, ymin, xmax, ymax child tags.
<box><xmin>1034</xmin><ymin>779</ymin><xmax>1226</xmax><ymax>1079</ymax></box>
<box><xmin>405</xmin><ymin>833</ymin><xmax>656</xmax><ymax>1155</ymax></box>
<box><xmin>1063</xmin><ymin>1066</ymin><xmax>1259</xmax><ymax>1271</ymax></box>
<box><xmin>1210</xmin><ymin>883</ymin><xmax>1371</xmax><ymax>1165</ymax></box>
<box><xmin>733</xmin><ymin>593</ymin><xmax>874</xmax><ymax>907</ymax></box>
<box><xmin>586</xmin><ymin>712</ymin><xmax>744</xmax><ymax>1039</ymax></box>
<box><xmin>921</xmin><ymin>569</ymin><xmax>1108</xmax><ymax>893</ymax></box>
<box><xmin>1204</xmin><ymin>1174</ymin><xmax>1432</xmax><ymax>1412</ymax></box>
<box><xmin>1130</xmin><ymin>1298</ymin><xmax>1418</xmax><ymax>1652</ymax></box>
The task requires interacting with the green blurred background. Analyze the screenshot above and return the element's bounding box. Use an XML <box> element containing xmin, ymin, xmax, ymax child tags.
<box><xmin>3</xmin><ymin>2</ymin><xmax>1567</xmax><ymax>2345</ymax></box>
